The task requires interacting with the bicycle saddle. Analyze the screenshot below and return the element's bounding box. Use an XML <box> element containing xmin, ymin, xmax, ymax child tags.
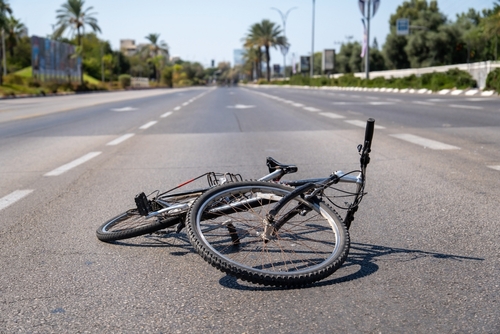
<box><xmin>266</xmin><ymin>157</ymin><xmax>298</xmax><ymax>174</ymax></box>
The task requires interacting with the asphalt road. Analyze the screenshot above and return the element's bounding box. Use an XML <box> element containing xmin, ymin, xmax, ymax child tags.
<box><xmin>0</xmin><ymin>86</ymin><xmax>499</xmax><ymax>333</ymax></box>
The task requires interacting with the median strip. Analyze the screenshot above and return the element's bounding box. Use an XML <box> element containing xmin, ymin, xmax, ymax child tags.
<box><xmin>45</xmin><ymin>152</ymin><xmax>102</xmax><ymax>176</ymax></box>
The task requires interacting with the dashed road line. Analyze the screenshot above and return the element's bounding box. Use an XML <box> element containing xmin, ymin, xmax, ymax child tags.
<box><xmin>161</xmin><ymin>111</ymin><xmax>173</xmax><ymax>118</ymax></box>
<box><xmin>139</xmin><ymin>121</ymin><xmax>158</xmax><ymax>129</ymax></box>
<box><xmin>304</xmin><ymin>107</ymin><xmax>321</xmax><ymax>112</ymax></box>
<box><xmin>292</xmin><ymin>103</ymin><xmax>304</xmax><ymax>107</ymax></box>
<box><xmin>488</xmin><ymin>165</ymin><xmax>500</xmax><ymax>171</ymax></box>
<box><xmin>0</xmin><ymin>190</ymin><xmax>34</xmax><ymax>211</ymax></box>
<box><xmin>319</xmin><ymin>112</ymin><xmax>345</xmax><ymax>119</ymax></box>
<box><xmin>448</xmin><ymin>104</ymin><xmax>483</xmax><ymax>110</ymax></box>
<box><xmin>106</xmin><ymin>133</ymin><xmax>135</xmax><ymax>146</ymax></box>
<box><xmin>390</xmin><ymin>134</ymin><xmax>460</xmax><ymax>150</ymax></box>
<box><xmin>174</xmin><ymin>106</ymin><xmax>181</xmax><ymax>111</ymax></box>
<box><xmin>412</xmin><ymin>101</ymin><xmax>435</xmax><ymax>106</ymax></box>
<box><xmin>345</xmin><ymin>120</ymin><xmax>385</xmax><ymax>129</ymax></box>
<box><xmin>45</xmin><ymin>152</ymin><xmax>102</xmax><ymax>176</ymax></box>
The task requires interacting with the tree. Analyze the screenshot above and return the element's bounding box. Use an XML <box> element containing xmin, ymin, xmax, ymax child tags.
<box><xmin>141</xmin><ymin>33</ymin><xmax>169</xmax><ymax>81</ymax></box>
<box><xmin>244</xmin><ymin>20</ymin><xmax>287</xmax><ymax>81</ymax></box>
<box><xmin>5</xmin><ymin>16</ymin><xmax>25</xmax><ymax>57</ymax></box>
<box><xmin>0</xmin><ymin>0</ymin><xmax>12</xmax><ymax>84</ymax></box>
<box><xmin>53</xmin><ymin>0</ymin><xmax>101</xmax><ymax>83</ymax></box>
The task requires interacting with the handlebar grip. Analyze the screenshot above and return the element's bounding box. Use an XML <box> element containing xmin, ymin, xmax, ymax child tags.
<box><xmin>364</xmin><ymin>118</ymin><xmax>375</xmax><ymax>151</ymax></box>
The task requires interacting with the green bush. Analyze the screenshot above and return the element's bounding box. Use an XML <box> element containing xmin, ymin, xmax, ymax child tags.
<box><xmin>118</xmin><ymin>74</ymin><xmax>131</xmax><ymax>88</ymax></box>
<box><xmin>485</xmin><ymin>68</ymin><xmax>500</xmax><ymax>93</ymax></box>
<box><xmin>4</xmin><ymin>74</ymin><xmax>25</xmax><ymax>85</ymax></box>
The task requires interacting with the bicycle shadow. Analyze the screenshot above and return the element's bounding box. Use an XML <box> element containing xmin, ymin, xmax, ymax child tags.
<box><xmin>218</xmin><ymin>242</ymin><xmax>484</xmax><ymax>291</ymax></box>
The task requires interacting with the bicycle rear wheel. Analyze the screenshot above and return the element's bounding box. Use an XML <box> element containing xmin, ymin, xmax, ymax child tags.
<box><xmin>96</xmin><ymin>192</ymin><xmax>201</xmax><ymax>242</ymax></box>
<box><xmin>96</xmin><ymin>210</ymin><xmax>181</xmax><ymax>242</ymax></box>
<box><xmin>187</xmin><ymin>181</ymin><xmax>350</xmax><ymax>287</ymax></box>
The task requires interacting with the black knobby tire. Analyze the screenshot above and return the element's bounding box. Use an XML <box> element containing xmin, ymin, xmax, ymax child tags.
<box><xmin>96</xmin><ymin>192</ymin><xmax>202</xmax><ymax>242</ymax></box>
<box><xmin>96</xmin><ymin>209</ymin><xmax>181</xmax><ymax>242</ymax></box>
<box><xmin>186</xmin><ymin>181</ymin><xmax>350</xmax><ymax>287</ymax></box>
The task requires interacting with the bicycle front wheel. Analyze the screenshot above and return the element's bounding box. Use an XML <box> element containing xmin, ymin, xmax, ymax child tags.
<box><xmin>187</xmin><ymin>181</ymin><xmax>350</xmax><ymax>287</ymax></box>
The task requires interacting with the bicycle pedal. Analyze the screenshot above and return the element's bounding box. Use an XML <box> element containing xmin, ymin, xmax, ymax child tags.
<box><xmin>135</xmin><ymin>192</ymin><xmax>152</xmax><ymax>216</ymax></box>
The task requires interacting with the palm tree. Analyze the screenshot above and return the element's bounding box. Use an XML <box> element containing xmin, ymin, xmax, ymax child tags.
<box><xmin>0</xmin><ymin>0</ymin><xmax>12</xmax><ymax>84</ymax></box>
<box><xmin>53</xmin><ymin>0</ymin><xmax>101</xmax><ymax>83</ymax></box>
<box><xmin>5</xmin><ymin>16</ymin><xmax>25</xmax><ymax>57</ymax></box>
<box><xmin>141</xmin><ymin>33</ymin><xmax>169</xmax><ymax>81</ymax></box>
<box><xmin>245</xmin><ymin>20</ymin><xmax>287</xmax><ymax>81</ymax></box>
<box><xmin>53</xmin><ymin>0</ymin><xmax>101</xmax><ymax>45</ymax></box>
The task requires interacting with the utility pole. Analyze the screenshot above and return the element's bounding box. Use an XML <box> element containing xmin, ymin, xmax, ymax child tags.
<box><xmin>364</xmin><ymin>0</ymin><xmax>371</xmax><ymax>79</ymax></box>
<box><xmin>311</xmin><ymin>0</ymin><xmax>316</xmax><ymax>77</ymax></box>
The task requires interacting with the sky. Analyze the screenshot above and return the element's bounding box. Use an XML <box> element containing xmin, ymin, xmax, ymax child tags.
<box><xmin>9</xmin><ymin>0</ymin><xmax>496</xmax><ymax>68</ymax></box>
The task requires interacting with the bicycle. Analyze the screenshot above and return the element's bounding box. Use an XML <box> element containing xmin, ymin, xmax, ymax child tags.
<box><xmin>97</xmin><ymin>118</ymin><xmax>375</xmax><ymax>287</ymax></box>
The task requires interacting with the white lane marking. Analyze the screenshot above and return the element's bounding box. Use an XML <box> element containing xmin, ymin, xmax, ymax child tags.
<box><xmin>412</xmin><ymin>101</ymin><xmax>435</xmax><ymax>106</ymax></box>
<box><xmin>488</xmin><ymin>165</ymin><xmax>500</xmax><ymax>171</ymax></box>
<box><xmin>345</xmin><ymin>120</ymin><xmax>385</xmax><ymax>129</ymax></box>
<box><xmin>369</xmin><ymin>102</ymin><xmax>395</xmax><ymax>105</ymax></box>
<box><xmin>182</xmin><ymin>102</ymin><xmax>189</xmax><ymax>106</ymax></box>
<box><xmin>319</xmin><ymin>112</ymin><xmax>345</xmax><ymax>119</ymax></box>
<box><xmin>106</xmin><ymin>133</ymin><xmax>135</xmax><ymax>146</ymax></box>
<box><xmin>111</xmin><ymin>107</ymin><xmax>137</xmax><ymax>112</ymax></box>
<box><xmin>174</xmin><ymin>106</ymin><xmax>181</xmax><ymax>111</ymax></box>
<box><xmin>387</xmin><ymin>98</ymin><xmax>402</xmax><ymax>102</ymax></box>
<box><xmin>449</xmin><ymin>104</ymin><xmax>483</xmax><ymax>110</ymax></box>
<box><xmin>139</xmin><ymin>121</ymin><xmax>158</xmax><ymax>129</ymax></box>
<box><xmin>292</xmin><ymin>103</ymin><xmax>304</xmax><ymax>107</ymax></box>
<box><xmin>390</xmin><ymin>134</ymin><xmax>460</xmax><ymax>150</ymax></box>
<box><xmin>0</xmin><ymin>190</ymin><xmax>34</xmax><ymax>211</ymax></box>
<box><xmin>304</xmin><ymin>107</ymin><xmax>321</xmax><ymax>112</ymax></box>
<box><xmin>161</xmin><ymin>111</ymin><xmax>173</xmax><ymax>118</ymax></box>
<box><xmin>227</xmin><ymin>104</ymin><xmax>255</xmax><ymax>109</ymax></box>
<box><xmin>332</xmin><ymin>102</ymin><xmax>350</xmax><ymax>105</ymax></box>
<box><xmin>45</xmin><ymin>152</ymin><xmax>102</xmax><ymax>176</ymax></box>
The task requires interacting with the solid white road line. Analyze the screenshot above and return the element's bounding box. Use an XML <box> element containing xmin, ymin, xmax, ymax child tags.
<box><xmin>390</xmin><ymin>134</ymin><xmax>460</xmax><ymax>150</ymax></box>
<box><xmin>488</xmin><ymin>165</ymin><xmax>500</xmax><ymax>171</ymax></box>
<box><xmin>345</xmin><ymin>120</ymin><xmax>385</xmax><ymax>129</ymax></box>
<box><xmin>161</xmin><ymin>111</ymin><xmax>173</xmax><ymax>118</ymax></box>
<box><xmin>139</xmin><ymin>121</ymin><xmax>158</xmax><ymax>129</ymax></box>
<box><xmin>304</xmin><ymin>107</ymin><xmax>321</xmax><ymax>112</ymax></box>
<box><xmin>449</xmin><ymin>104</ymin><xmax>483</xmax><ymax>110</ymax></box>
<box><xmin>106</xmin><ymin>133</ymin><xmax>135</xmax><ymax>146</ymax></box>
<box><xmin>319</xmin><ymin>112</ymin><xmax>345</xmax><ymax>119</ymax></box>
<box><xmin>0</xmin><ymin>190</ymin><xmax>34</xmax><ymax>211</ymax></box>
<box><xmin>45</xmin><ymin>152</ymin><xmax>102</xmax><ymax>176</ymax></box>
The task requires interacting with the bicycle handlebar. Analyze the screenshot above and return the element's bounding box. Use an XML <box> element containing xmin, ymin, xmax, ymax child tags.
<box><xmin>364</xmin><ymin>118</ymin><xmax>375</xmax><ymax>153</ymax></box>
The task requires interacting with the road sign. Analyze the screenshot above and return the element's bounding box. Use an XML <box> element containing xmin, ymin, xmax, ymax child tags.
<box><xmin>397</xmin><ymin>18</ymin><xmax>410</xmax><ymax>36</ymax></box>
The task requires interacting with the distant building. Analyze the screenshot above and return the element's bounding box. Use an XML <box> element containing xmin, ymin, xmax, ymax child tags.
<box><xmin>233</xmin><ymin>49</ymin><xmax>245</xmax><ymax>67</ymax></box>
<box><xmin>120</xmin><ymin>39</ymin><xmax>137</xmax><ymax>56</ymax></box>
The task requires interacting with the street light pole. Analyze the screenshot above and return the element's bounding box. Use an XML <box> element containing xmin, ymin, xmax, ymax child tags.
<box><xmin>365</xmin><ymin>0</ymin><xmax>371</xmax><ymax>80</ymax></box>
<box><xmin>271</xmin><ymin>6</ymin><xmax>297</xmax><ymax>78</ymax></box>
<box><xmin>311</xmin><ymin>0</ymin><xmax>316</xmax><ymax>77</ymax></box>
